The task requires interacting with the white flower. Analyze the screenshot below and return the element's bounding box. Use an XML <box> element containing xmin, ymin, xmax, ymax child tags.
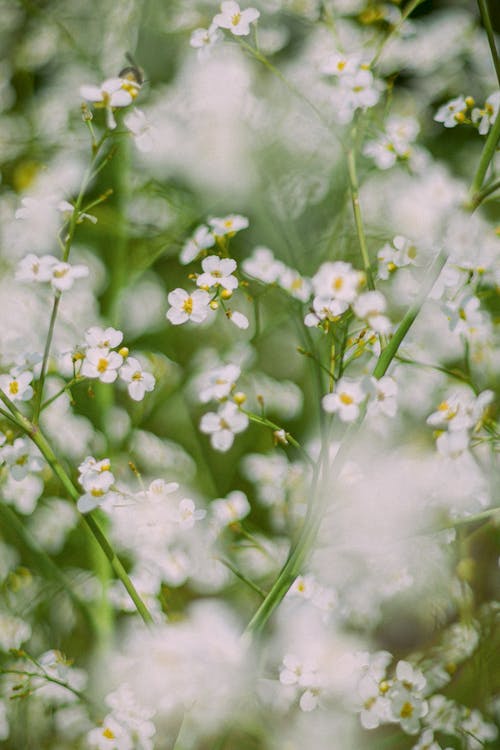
<box><xmin>180</xmin><ymin>225</ymin><xmax>215</xmax><ymax>265</ymax></box>
<box><xmin>471</xmin><ymin>91</ymin><xmax>500</xmax><ymax>135</ymax></box>
<box><xmin>211</xmin><ymin>490</ymin><xmax>250</xmax><ymax>525</ymax></box>
<box><xmin>85</xmin><ymin>326</ymin><xmax>123</xmax><ymax>349</ymax></box>
<box><xmin>88</xmin><ymin>715</ymin><xmax>133</xmax><ymax>750</ymax></box>
<box><xmin>80</xmin><ymin>77</ymin><xmax>136</xmax><ymax>130</ymax></box>
<box><xmin>81</xmin><ymin>348</ymin><xmax>123</xmax><ymax>383</ymax></box>
<box><xmin>322</xmin><ymin>378</ymin><xmax>366</xmax><ymax>422</ymax></box>
<box><xmin>176</xmin><ymin>498</ymin><xmax>206</xmax><ymax>530</ymax></box>
<box><xmin>364</xmin><ymin>376</ymin><xmax>398</xmax><ymax>418</ymax></box>
<box><xmin>390</xmin><ymin>689</ymin><xmax>428</xmax><ymax>735</ymax></box>
<box><xmin>197</xmin><ymin>256</ymin><xmax>238</xmax><ymax>291</ymax></box>
<box><xmin>288</xmin><ymin>574</ymin><xmax>317</xmax><ymax>600</ymax></box>
<box><xmin>312</xmin><ymin>261</ymin><xmax>362</xmax><ymax>302</ymax></box>
<box><xmin>434</xmin><ymin>96</ymin><xmax>467</xmax><ymax>128</ymax></box>
<box><xmin>119</xmin><ymin>357</ymin><xmax>155</xmax><ymax>401</ymax></box>
<box><xmin>278</xmin><ymin>267</ymin><xmax>311</xmax><ymax>301</ymax></box>
<box><xmin>353</xmin><ymin>291</ymin><xmax>391</xmax><ymax>334</ymax></box>
<box><xmin>0</xmin><ymin>437</ymin><xmax>44</xmax><ymax>480</ymax></box>
<box><xmin>200</xmin><ymin>401</ymin><xmax>249</xmax><ymax>451</ymax></box>
<box><xmin>445</xmin><ymin>295</ymin><xmax>484</xmax><ymax>336</ymax></box>
<box><xmin>0</xmin><ymin>370</ymin><xmax>33</xmax><ymax>402</ymax></box>
<box><xmin>242</xmin><ymin>246</ymin><xmax>285</xmax><ymax>284</ymax></box>
<box><xmin>50</xmin><ymin>261</ymin><xmax>89</xmax><ymax>291</ymax></box>
<box><xmin>16</xmin><ymin>253</ymin><xmax>57</xmax><ymax>283</ymax></box>
<box><xmin>213</xmin><ymin>2</ymin><xmax>260</xmax><ymax>37</ymax></box>
<box><xmin>197</xmin><ymin>363</ymin><xmax>241</xmax><ymax>403</ymax></box>
<box><xmin>304</xmin><ymin>296</ymin><xmax>348</xmax><ymax>327</ymax></box>
<box><xmin>77</xmin><ymin>473</ymin><xmax>115</xmax><ymax>513</ymax></box>
<box><xmin>124</xmin><ymin>108</ymin><xmax>155</xmax><ymax>152</ymax></box>
<box><xmin>321</xmin><ymin>52</ymin><xmax>361</xmax><ymax>77</ymax></box>
<box><xmin>166</xmin><ymin>288</ymin><xmax>211</xmax><ymax>325</ymax></box>
<box><xmin>364</xmin><ymin>116</ymin><xmax>420</xmax><ymax>170</ymax></box>
<box><xmin>0</xmin><ymin>613</ymin><xmax>31</xmax><ymax>652</ymax></box>
<box><xmin>342</xmin><ymin>68</ymin><xmax>381</xmax><ymax>112</ymax></box>
<box><xmin>190</xmin><ymin>24</ymin><xmax>222</xmax><ymax>59</ymax></box>
<box><xmin>209</xmin><ymin>214</ymin><xmax>249</xmax><ymax>236</ymax></box>
<box><xmin>411</xmin><ymin>729</ymin><xmax>442</xmax><ymax>750</ymax></box>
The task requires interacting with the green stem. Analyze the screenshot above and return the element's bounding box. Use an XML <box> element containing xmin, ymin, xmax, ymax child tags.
<box><xmin>395</xmin><ymin>355</ymin><xmax>477</xmax><ymax>391</ymax></box>
<box><xmin>468</xmin><ymin>176</ymin><xmax>500</xmax><ymax>210</ymax></box>
<box><xmin>372</xmin><ymin>251</ymin><xmax>447</xmax><ymax>379</ymax></box>
<box><xmin>32</xmin><ymin>293</ymin><xmax>61</xmax><ymax>423</ymax></box>
<box><xmin>0</xmin><ymin>391</ymin><xmax>153</xmax><ymax>625</ymax></box>
<box><xmin>0</xmin><ymin>667</ymin><xmax>90</xmax><ymax>706</ymax></box>
<box><xmin>40</xmin><ymin>376</ymin><xmax>86</xmax><ymax>412</ymax></box>
<box><xmin>241</xmin><ymin>408</ymin><xmax>315</xmax><ymax>467</ymax></box>
<box><xmin>346</xmin><ymin>144</ymin><xmax>375</xmax><ymax>290</ymax></box>
<box><xmin>477</xmin><ymin>0</ymin><xmax>500</xmax><ymax>87</ymax></box>
<box><xmin>371</xmin><ymin>0</ymin><xmax>426</xmax><ymax>67</ymax></box>
<box><xmin>217</xmin><ymin>557</ymin><xmax>267</xmax><ymax>598</ymax></box>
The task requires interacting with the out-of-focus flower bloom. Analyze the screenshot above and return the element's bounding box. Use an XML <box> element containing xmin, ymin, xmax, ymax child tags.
<box><xmin>242</xmin><ymin>246</ymin><xmax>285</xmax><ymax>284</ymax></box>
<box><xmin>180</xmin><ymin>226</ymin><xmax>215</xmax><ymax>265</ymax></box>
<box><xmin>353</xmin><ymin>291</ymin><xmax>391</xmax><ymax>334</ymax></box>
<box><xmin>50</xmin><ymin>261</ymin><xmax>89</xmax><ymax>292</ymax></box>
<box><xmin>209</xmin><ymin>214</ymin><xmax>249</xmax><ymax>237</ymax></box>
<box><xmin>322</xmin><ymin>378</ymin><xmax>366</xmax><ymax>422</ymax></box>
<box><xmin>471</xmin><ymin>91</ymin><xmax>500</xmax><ymax>135</ymax></box>
<box><xmin>119</xmin><ymin>357</ymin><xmax>156</xmax><ymax>401</ymax></box>
<box><xmin>190</xmin><ymin>24</ymin><xmax>222</xmax><ymax>59</ymax></box>
<box><xmin>124</xmin><ymin>108</ymin><xmax>155</xmax><ymax>152</ymax></box>
<box><xmin>434</xmin><ymin>96</ymin><xmax>467</xmax><ymax>128</ymax></box>
<box><xmin>211</xmin><ymin>490</ymin><xmax>250</xmax><ymax>525</ymax></box>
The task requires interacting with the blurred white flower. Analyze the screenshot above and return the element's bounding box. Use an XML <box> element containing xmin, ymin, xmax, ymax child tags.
<box><xmin>213</xmin><ymin>2</ymin><xmax>260</xmax><ymax>37</ymax></box>
<box><xmin>200</xmin><ymin>401</ymin><xmax>249</xmax><ymax>451</ymax></box>
<box><xmin>119</xmin><ymin>357</ymin><xmax>156</xmax><ymax>401</ymax></box>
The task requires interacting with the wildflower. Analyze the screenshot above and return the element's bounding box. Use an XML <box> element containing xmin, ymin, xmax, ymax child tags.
<box><xmin>242</xmin><ymin>246</ymin><xmax>285</xmax><ymax>284</ymax></box>
<box><xmin>411</xmin><ymin>729</ymin><xmax>443</xmax><ymax>750</ymax></box>
<box><xmin>0</xmin><ymin>370</ymin><xmax>34</xmax><ymax>402</ymax></box>
<box><xmin>124</xmin><ymin>108</ymin><xmax>155</xmax><ymax>152</ymax></box>
<box><xmin>16</xmin><ymin>253</ymin><xmax>57</xmax><ymax>283</ymax></box>
<box><xmin>166</xmin><ymin>288</ymin><xmax>211</xmax><ymax>325</ymax></box>
<box><xmin>119</xmin><ymin>357</ymin><xmax>156</xmax><ymax>401</ymax></box>
<box><xmin>436</xmin><ymin>430</ymin><xmax>469</xmax><ymax>459</ymax></box>
<box><xmin>471</xmin><ymin>91</ymin><xmax>500</xmax><ymax>135</ymax></box>
<box><xmin>390</xmin><ymin>690</ymin><xmax>428</xmax><ymax>735</ymax></box>
<box><xmin>77</xmin><ymin>472</ymin><xmax>115</xmax><ymax>513</ymax></box>
<box><xmin>80</xmin><ymin>77</ymin><xmax>136</xmax><ymax>130</ymax></box>
<box><xmin>342</xmin><ymin>68</ymin><xmax>381</xmax><ymax>113</ymax></box>
<box><xmin>304</xmin><ymin>296</ymin><xmax>348</xmax><ymax>327</ymax></box>
<box><xmin>50</xmin><ymin>261</ymin><xmax>89</xmax><ymax>292</ymax></box>
<box><xmin>364</xmin><ymin>376</ymin><xmax>398</xmax><ymax>417</ymax></box>
<box><xmin>209</xmin><ymin>214</ymin><xmax>249</xmax><ymax>237</ymax></box>
<box><xmin>180</xmin><ymin>225</ymin><xmax>215</xmax><ymax>265</ymax></box>
<box><xmin>85</xmin><ymin>326</ymin><xmax>123</xmax><ymax>349</ymax></box>
<box><xmin>211</xmin><ymin>490</ymin><xmax>250</xmax><ymax>524</ymax></box>
<box><xmin>190</xmin><ymin>24</ymin><xmax>222</xmax><ymax>60</ymax></box>
<box><xmin>0</xmin><ymin>437</ymin><xmax>44</xmax><ymax>480</ymax></box>
<box><xmin>363</xmin><ymin>116</ymin><xmax>420</xmax><ymax>170</ymax></box>
<box><xmin>278</xmin><ymin>267</ymin><xmax>312</xmax><ymax>301</ymax></box>
<box><xmin>175</xmin><ymin>498</ymin><xmax>206</xmax><ymax>530</ymax></box>
<box><xmin>322</xmin><ymin>378</ymin><xmax>366</xmax><ymax>421</ymax></box>
<box><xmin>312</xmin><ymin>261</ymin><xmax>363</xmax><ymax>302</ymax></box>
<box><xmin>320</xmin><ymin>52</ymin><xmax>361</xmax><ymax>78</ymax></box>
<box><xmin>353</xmin><ymin>291</ymin><xmax>391</xmax><ymax>334</ymax></box>
<box><xmin>200</xmin><ymin>401</ymin><xmax>249</xmax><ymax>451</ymax></box>
<box><xmin>213</xmin><ymin>2</ymin><xmax>260</xmax><ymax>37</ymax></box>
<box><xmin>434</xmin><ymin>96</ymin><xmax>467</xmax><ymax>128</ymax></box>
<box><xmin>197</xmin><ymin>363</ymin><xmax>241</xmax><ymax>403</ymax></box>
<box><xmin>377</xmin><ymin>235</ymin><xmax>419</xmax><ymax>279</ymax></box>
<box><xmin>0</xmin><ymin>613</ymin><xmax>31</xmax><ymax>651</ymax></box>
<box><xmin>81</xmin><ymin>348</ymin><xmax>123</xmax><ymax>383</ymax></box>
<box><xmin>197</xmin><ymin>256</ymin><xmax>239</xmax><ymax>291</ymax></box>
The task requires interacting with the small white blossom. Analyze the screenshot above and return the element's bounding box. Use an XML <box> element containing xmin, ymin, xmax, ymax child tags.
<box><xmin>85</xmin><ymin>326</ymin><xmax>123</xmax><ymax>349</ymax></box>
<box><xmin>211</xmin><ymin>490</ymin><xmax>250</xmax><ymax>525</ymax></box>
<box><xmin>225</xmin><ymin>309</ymin><xmax>249</xmax><ymax>329</ymax></box>
<box><xmin>175</xmin><ymin>498</ymin><xmax>206</xmax><ymax>530</ymax></box>
<box><xmin>364</xmin><ymin>376</ymin><xmax>398</xmax><ymax>418</ymax></box>
<box><xmin>190</xmin><ymin>24</ymin><xmax>222</xmax><ymax>59</ymax></box>
<box><xmin>434</xmin><ymin>96</ymin><xmax>467</xmax><ymax>128</ymax></box>
<box><xmin>213</xmin><ymin>2</ymin><xmax>260</xmax><ymax>37</ymax></box>
<box><xmin>197</xmin><ymin>256</ymin><xmax>238</xmax><ymax>291</ymax></box>
<box><xmin>16</xmin><ymin>253</ymin><xmax>57</xmax><ymax>283</ymax></box>
<box><xmin>471</xmin><ymin>91</ymin><xmax>500</xmax><ymax>135</ymax></box>
<box><xmin>353</xmin><ymin>291</ymin><xmax>391</xmax><ymax>334</ymax></box>
<box><xmin>200</xmin><ymin>401</ymin><xmax>249</xmax><ymax>451</ymax></box>
<box><xmin>312</xmin><ymin>261</ymin><xmax>363</xmax><ymax>302</ymax></box>
<box><xmin>0</xmin><ymin>370</ymin><xmax>33</xmax><ymax>402</ymax></box>
<box><xmin>119</xmin><ymin>357</ymin><xmax>155</xmax><ymax>401</ymax></box>
<box><xmin>166</xmin><ymin>288</ymin><xmax>211</xmax><ymax>325</ymax></box>
<box><xmin>180</xmin><ymin>225</ymin><xmax>215</xmax><ymax>265</ymax></box>
<box><xmin>80</xmin><ymin>77</ymin><xmax>137</xmax><ymax>130</ymax></box>
<box><xmin>242</xmin><ymin>246</ymin><xmax>285</xmax><ymax>284</ymax></box>
<box><xmin>322</xmin><ymin>378</ymin><xmax>366</xmax><ymax>422</ymax></box>
<box><xmin>209</xmin><ymin>214</ymin><xmax>249</xmax><ymax>236</ymax></box>
<box><xmin>50</xmin><ymin>261</ymin><xmax>89</xmax><ymax>292</ymax></box>
<box><xmin>81</xmin><ymin>348</ymin><xmax>123</xmax><ymax>383</ymax></box>
<box><xmin>197</xmin><ymin>363</ymin><xmax>241</xmax><ymax>403</ymax></box>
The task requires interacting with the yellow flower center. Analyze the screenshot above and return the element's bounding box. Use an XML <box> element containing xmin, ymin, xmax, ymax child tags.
<box><xmin>53</xmin><ymin>267</ymin><xmax>69</xmax><ymax>278</ymax></box>
<box><xmin>9</xmin><ymin>381</ymin><xmax>19</xmax><ymax>395</ymax></box>
<box><xmin>339</xmin><ymin>392</ymin><xmax>353</xmax><ymax>405</ymax></box>
<box><xmin>102</xmin><ymin>727</ymin><xmax>115</xmax><ymax>739</ymax></box>
<box><xmin>183</xmin><ymin>297</ymin><xmax>193</xmax><ymax>314</ymax></box>
<box><xmin>231</xmin><ymin>13</ymin><xmax>241</xmax><ymax>26</ymax></box>
<box><xmin>97</xmin><ymin>358</ymin><xmax>109</xmax><ymax>373</ymax></box>
<box><xmin>91</xmin><ymin>489</ymin><xmax>105</xmax><ymax>497</ymax></box>
<box><xmin>400</xmin><ymin>701</ymin><xmax>414</xmax><ymax>718</ymax></box>
<box><xmin>333</xmin><ymin>277</ymin><xmax>343</xmax><ymax>291</ymax></box>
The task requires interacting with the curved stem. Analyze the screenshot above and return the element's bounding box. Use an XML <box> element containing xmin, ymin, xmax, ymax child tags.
<box><xmin>0</xmin><ymin>390</ymin><xmax>153</xmax><ymax>626</ymax></box>
<box><xmin>346</xmin><ymin>143</ymin><xmax>374</xmax><ymax>290</ymax></box>
<box><xmin>477</xmin><ymin>0</ymin><xmax>500</xmax><ymax>87</ymax></box>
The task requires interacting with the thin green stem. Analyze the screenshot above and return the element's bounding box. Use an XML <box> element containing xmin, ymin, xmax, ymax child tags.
<box><xmin>468</xmin><ymin>176</ymin><xmax>500</xmax><ymax>210</ymax></box>
<box><xmin>0</xmin><ymin>667</ymin><xmax>90</xmax><ymax>706</ymax></box>
<box><xmin>372</xmin><ymin>251</ymin><xmax>447</xmax><ymax>379</ymax></box>
<box><xmin>32</xmin><ymin>293</ymin><xmax>61</xmax><ymax>424</ymax></box>
<box><xmin>217</xmin><ymin>557</ymin><xmax>267</xmax><ymax>598</ymax></box>
<box><xmin>346</xmin><ymin>144</ymin><xmax>375</xmax><ymax>290</ymax></box>
<box><xmin>371</xmin><ymin>0</ymin><xmax>426</xmax><ymax>67</ymax></box>
<box><xmin>241</xmin><ymin>408</ymin><xmax>315</xmax><ymax>467</ymax></box>
<box><xmin>395</xmin><ymin>355</ymin><xmax>477</xmax><ymax>391</ymax></box>
<box><xmin>40</xmin><ymin>376</ymin><xmax>86</xmax><ymax>412</ymax></box>
<box><xmin>477</xmin><ymin>0</ymin><xmax>500</xmax><ymax>87</ymax></box>
<box><xmin>0</xmin><ymin>390</ymin><xmax>153</xmax><ymax>625</ymax></box>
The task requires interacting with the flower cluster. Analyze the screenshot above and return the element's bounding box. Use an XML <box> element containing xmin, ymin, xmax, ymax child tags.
<box><xmin>427</xmin><ymin>388</ymin><xmax>493</xmax><ymax>459</ymax></box>
<box><xmin>77</xmin><ymin>326</ymin><xmax>155</xmax><ymax>401</ymax></box>
<box><xmin>80</xmin><ymin>74</ymin><xmax>142</xmax><ymax>130</ymax></box>
<box><xmin>77</xmin><ymin>455</ymin><xmax>116</xmax><ymax>513</ymax></box>
<box><xmin>434</xmin><ymin>92</ymin><xmax>500</xmax><ymax>135</ymax></box>
<box><xmin>167</xmin><ymin>214</ymin><xmax>250</xmax><ymax>330</ymax></box>
<box><xmin>364</xmin><ymin>116</ymin><xmax>421</xmax><ymax>170</ymax></box>
<box><xmin>320</xmin><ymin>52</ymin><xmax>382</xmax><ymax>124</ymax></box>
<box><xmin>190</xmin><ymin>2</ymin><xmax>260</xmax><ymax>59</ymax></box>
<box><xmin>16</xmin><ymin>253</ymin><xmax>89</xmax><ymax>292</ymax></box>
